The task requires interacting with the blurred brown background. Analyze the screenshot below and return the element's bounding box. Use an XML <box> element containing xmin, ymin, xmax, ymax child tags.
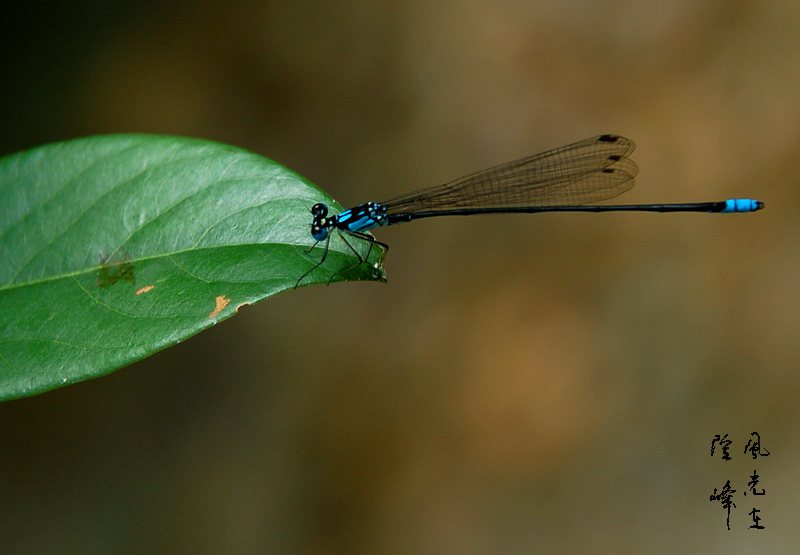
<box><xmin>0</xmin><ymin>1</ymin><xmax>796</xmax><ymax>552</ymax></box>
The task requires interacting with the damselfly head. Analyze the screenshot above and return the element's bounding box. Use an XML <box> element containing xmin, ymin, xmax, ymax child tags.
<box><xmin>311</xmin><ymin>224</ymin><xmax>328</xmax><ymax>241</ymax></box>
<box><xmin>310</xmin><ymin>203</ymin><xmax>330</xmax><ymax>239</ymax></box>
<box><xmin>311</xmin><ymin>203</ymin><xmax>328</xmax><ymax>218</ymax></box>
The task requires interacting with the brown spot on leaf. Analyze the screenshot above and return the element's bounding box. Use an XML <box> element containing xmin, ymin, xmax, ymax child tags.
<box><xmin>209</xmin><ymin>295</ymin><xmax>230</xmax><ymax>318</ymax></box>
<box><xmin>136</xmin><ymin>285</ymin><xmax>155</xmax><ymax>295</ymax></box>
<box><xmin>96</xmin><ymin>254</ymin><xmax>135</xmax><ymax>288</ymax></box>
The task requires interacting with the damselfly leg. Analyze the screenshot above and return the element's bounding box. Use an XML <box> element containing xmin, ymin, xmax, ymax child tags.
<box><xmin>294</xmin><ymin>231</ymin><xmax>387</xmax><ymax>288</ymax></box>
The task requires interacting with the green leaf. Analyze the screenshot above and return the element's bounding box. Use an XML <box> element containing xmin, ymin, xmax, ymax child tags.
<box><xmin>0</xmin><ymin>135</ymin><xmax>386</xmax><ymax>401</ymax></box>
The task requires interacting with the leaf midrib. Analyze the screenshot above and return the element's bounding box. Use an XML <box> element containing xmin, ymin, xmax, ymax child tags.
<box><xmin>0</xmin><ymin>240</ymin><xmax>310</xmax><ymax>292</ymax></box>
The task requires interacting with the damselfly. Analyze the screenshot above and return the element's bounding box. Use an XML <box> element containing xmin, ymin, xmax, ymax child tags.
<box><xmin>296</xmin><ymin>134</ymin><xmax>763</xmax><ymax>287</ymax></box>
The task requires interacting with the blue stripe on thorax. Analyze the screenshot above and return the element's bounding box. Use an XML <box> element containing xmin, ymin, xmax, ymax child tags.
<box><xmin>334</xmin><ymin>203</ymin><xmax>386</xmax><ymax>232</ymax></box>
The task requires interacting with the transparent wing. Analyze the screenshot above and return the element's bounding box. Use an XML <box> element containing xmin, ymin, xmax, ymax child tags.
<box><xmin>380</xmin><ymin>134</ymin><xmax>638</xmax><ymax>214</ymax></box>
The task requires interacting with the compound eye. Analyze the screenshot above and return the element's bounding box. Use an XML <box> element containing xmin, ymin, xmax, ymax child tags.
<box><xmin>311</xmin><ymin>224</ymin><xmax>328</xmax><ymax>241</ymax></box>
<box><xmin>311</xmin><ymin>203</ymin><xmax>328</xmax><ymax>218</ymax></box>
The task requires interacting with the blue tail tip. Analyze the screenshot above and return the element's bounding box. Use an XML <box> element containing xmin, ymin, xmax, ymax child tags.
<box><xmin>724</xmin><ymin>199</ymin><xmax>764</xmax><ymax>213</ymax></box>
